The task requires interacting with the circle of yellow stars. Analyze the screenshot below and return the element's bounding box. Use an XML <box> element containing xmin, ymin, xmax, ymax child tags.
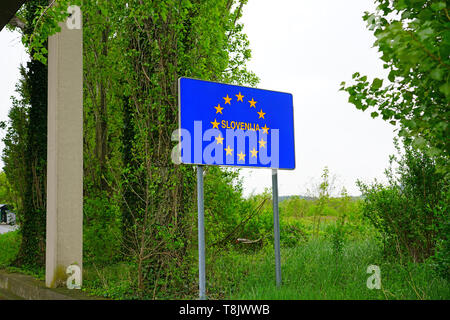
<box><xmin>209</xmin><ymin>91</ymin><xmax>270</xmax><ymax>163</ymax></box>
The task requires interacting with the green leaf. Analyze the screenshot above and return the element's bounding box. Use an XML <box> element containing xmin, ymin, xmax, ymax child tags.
<box><xmin>428</xmin><ymin>147</ymin><xmax>441</xmax><ymax>157</ymax></box>
<box><xmin>430</xmin><ymin>68</ymin><xmax>444</xmax><ymax>81</ymax></box>
<box><xmin>412</xmin><ymin>136</ymin><xmax>426</xmax><ymax>148</ymax></box>
<box><xmin>371</xmin><ymin>78</ymin><xmax>383</xmax><ymax>90</ymax></box>
<box><xmin>395</xmin><ymin>0</ymin><xmax>407</xmax><ymax>10</ymax></box>
<box><xmin>388</xmin><ymin>70</ymin><xmax>396</xmax><ymax>82</ymax></box>
<box><xmin>439</xmin><ymin>82</ymin><xmax>450</xmax><ymax>98</ymax></box>
<box><xmin>417</xmin><ymin>27</ymin><xmax>434</xmax><ymax>40</ymax></box>
<box><xmin>431</xmin><ymin>2</ymin><xmax>446</xmax><ymax>11</ymax></box>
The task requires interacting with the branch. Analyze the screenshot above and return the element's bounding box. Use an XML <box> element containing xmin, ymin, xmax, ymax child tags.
<box><xmin>212</xmin><ymin>197</ymin><xmax>269</xmax><ymax>246</ymax></box>
<box><xmin>28</xmin><ymin>0</ymin><xmax>57</xmax><ymax>50</ymax></box>
<box><xmin>232</xmin><ymin>1</ymin><xmax>244</xmax><ymax>28</ymax></box>
<box><xmin>9</xmin><ymin>15</ymin><xmax>25</xmax><ymax>30</ymax></box>
<box><xmin>226</xmin><ymin>0</ymin><xmax>245</xmax><ymax>42</ymax></box>
<box><xmin>408</xmin><ymin>31</ymin><xmax>450</xmax><ymax>70</ymax></box>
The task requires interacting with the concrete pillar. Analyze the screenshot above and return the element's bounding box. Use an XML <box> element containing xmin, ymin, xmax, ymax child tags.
<box><xmin>45</xmin><ymin>9</ymin><xmax>83</xmax><ymax>288</ymax></box>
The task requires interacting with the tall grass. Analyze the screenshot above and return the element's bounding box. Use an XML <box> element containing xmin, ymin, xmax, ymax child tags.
<box><xmin>206</xmin><ymin>239</ymin><xmax>449</xmax><ymax>300</ymax></box>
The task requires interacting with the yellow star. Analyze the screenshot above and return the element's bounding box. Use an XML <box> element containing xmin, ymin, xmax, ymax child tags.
<box><xmin>215</xmin><ymin>134</ymin><xmax>224</xmax><ymax>145</ymax></box>
<box><xmin>248</xmin><ymin>98</ymin><xmax>257</xmax><ymax>108</ymax></box>
<box><xmin>224</xmin><ymin>145</ymin><xmax>233</xmax><ymax>156</ymax></box>
<box><xmin>236</xmin><ymin>92</ymin><xmax>244</xmax><ymax>102</ymax></box>
<box><xmin>237</xmin><ymin>151</ymin><xmax>246</xmax><ymax>161</ymax></box>
<box><xmin>261</xmin><ymin>124</ymin><xmax>269</xmax><ymax>134</ymax></box>
<box><xmin>223</xmin><ymin>94</ymin><xmax>232</xmax><ymax>105</ymax></box>
<box><xmin>258</xmin><ymin>138</ymin><xmax>267</xmax><ymax>148</ymax></box>
<box><xmin>257</xmin><ymin>109</ymin><xmax>266</xmax><ymax>119</ymax></box>
<box><xmin>250</xmin><ymin>148</ymin><xmax>258</xmax><ymax>158</ymax></box>
<box><xmin>214</xmin><ymin>104</ymin><xmax>224</xmax><ymax>114</ymax></box>
<box><xmin>211</xmin><ymin>118</ymin><xmax>219</xmax><ymax>129</ymax></box>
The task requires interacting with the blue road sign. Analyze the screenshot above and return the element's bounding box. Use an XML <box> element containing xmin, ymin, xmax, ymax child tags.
<box><xmin>178</xmin><ymin>77</ymin><xmax>295</xmax><ymax>169</ymax></box>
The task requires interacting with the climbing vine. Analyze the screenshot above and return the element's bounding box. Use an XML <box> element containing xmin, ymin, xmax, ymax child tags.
<box><xmin>4</xmin><ymin>0</ymin><xmax>258</xmax><ymax>294</ymax></box>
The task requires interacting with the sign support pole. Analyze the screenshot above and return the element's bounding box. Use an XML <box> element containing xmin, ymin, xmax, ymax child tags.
<box><xmin>197</xmin><ymin>165</ymin><xmax>206</xmax><ymax>300</ymax></box>
<box><xmin>272</xmin><ymin>169</ymin><xmax>282</xmax><ymax>287</ymax></box>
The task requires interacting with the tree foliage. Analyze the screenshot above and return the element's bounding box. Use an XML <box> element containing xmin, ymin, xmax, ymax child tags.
<box><xmin>341</xmin><ymin>0</ymin><xmax>450</xmax><ymax>172</ymax></box>
<box><xmin>4</xmin><ymin>0</ymin><xmax>258</xmax><ymax>296</ymax></box>
<box><xmin>2</xmin><ymin>0</ymin><xmax>48</xmax><ymax>269</ymax></box>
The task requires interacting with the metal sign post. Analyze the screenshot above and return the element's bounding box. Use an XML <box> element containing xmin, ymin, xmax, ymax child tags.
<box><xmin>272</xmin><ymin>169</ymin><xmax>282</xmax><ymax>287</ymax></box>
<box><xmin>197</xmin><ymin>165</ymin><xmax>206</xmax><ymax>300</ymax></box>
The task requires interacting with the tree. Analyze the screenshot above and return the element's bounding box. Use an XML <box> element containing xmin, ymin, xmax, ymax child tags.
<box><xmin>340</xmin><ymin>0</ymin><xmax>450</xmax><ymax>173</ymax></box>
<box><xmin>0</xmin><ymin>172</ymin><xmax>14</xmax><ymax>205</ymax></box>
<box><xmin>306</xmin><ymin>166</ymin><xmax>337</xmax><ymax>237</ymax></box>
<box><xmin>1</xmin><ymin>66</ymin><xmax>29</xmax><ymax>219</ymax></box>
<box><xmin>3</xmin><ymin>0</ymin><xmax>48</xmax><ymax>269</ymax></box>
<box><xmin>4</xmin><ymin>0</ymin><xmax>258</xmax><ymax>295</ymax></box>
<box><xmin>109</xmin><ymin>0</ymin><xmax>258</xmax><ymax>296</ymax></box>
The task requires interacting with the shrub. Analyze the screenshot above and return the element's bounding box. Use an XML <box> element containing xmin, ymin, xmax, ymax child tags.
<box><xmin>0</xmin><ymin>230</ymin><xmax>21</xmax><ymax>268</ymax></box>
<box><xmin>280</xmin><ymin>196</ymin><xmax>311</xmax><ymax>218</ymax></box>
<box><xmin>279</xmin><ymin>218</ymin><xmax>309</xmax><ymax>247</ymax></box>
<box><xmin>358</xmin><ymin>140</ymin><xmax>448</xmax><ymax>263</ymax></box>
<box><xmin>83</xmin><ymin>194</ymin><xmax>122</xmax><ymax>266</ymax></box>
<box><xmin>203</xmin><ymin>167</ymin><xmax>254</xmax><ymax>247</ymax></box>
<box><xmin>429</xmin><ymin>191</ymin><xmax>450</xmax><ymax>281</ymax></box>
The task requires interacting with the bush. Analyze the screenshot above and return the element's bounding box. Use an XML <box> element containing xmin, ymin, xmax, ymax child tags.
<box><xmin>429</xmin><ymin>191</ymin><xmax>450</xmax><ymax>281</ymax></box>
<box><xmin>279</xmin><ymin>219</ymin><xmax>309</xmax><ymax>247</ymax></box>
<box><xmin>83</xmin><ymin>262</ymin><xmax>139</xmax><ymax>300</ymax></box>
<box><xmin>203</xmin><ymin>167</ymin><xmax>254</xmax><ymax>247</ymax></box>
<box><xmin>83</xmin><ymin>194</ymin><xmax>122</xmax><ymax>266</ymax></box>
<box><xmin>239</xmin><ymin>204</ymin><xmax>273</xmax><ymax>247</ymax></box>
<box><xmin>358</xmin><ymin>140</ymin><xmax>449</xmax><ymax>263</ymax></box>
<box><xmin>280</xmin><ymin>196</ymin><xmax>311</xmax><ymax>218</ymax></box>
<box><xmin>0</xmin><ymin>230</ymin><xmax>21</xmax><ymax>268</ymax></box>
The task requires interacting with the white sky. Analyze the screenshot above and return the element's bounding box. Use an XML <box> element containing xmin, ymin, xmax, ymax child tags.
<box><xmin>0</xmin><ymin>29</ymin><xmax>29</xmax><ymax>164</ymax></box>
<box><xmin>0</xmin><ymin>0</ymin><xmax>397</xmax><ymax>197</ymax></box>
<box><xmin>238</xmin><ymin>0</ymin><xmax>397</xmax><ymax>197</ymax></box>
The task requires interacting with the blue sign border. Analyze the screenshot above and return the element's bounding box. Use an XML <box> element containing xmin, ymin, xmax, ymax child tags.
<box><xmin>178</xmin><ymin>77</ymin><xmax>296</xmax><ymax>170</ymax></box>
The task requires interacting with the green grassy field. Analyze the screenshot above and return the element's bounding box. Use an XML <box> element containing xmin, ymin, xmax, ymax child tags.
<box><xmin>1</xmin><ymin>197</ymin><xmax>448</xmax><ymax>300</ymax></box>
<box><xmin>207</xmin><ymin>239</ymin><xmax>449</xmax><ymax>300</ymax></box>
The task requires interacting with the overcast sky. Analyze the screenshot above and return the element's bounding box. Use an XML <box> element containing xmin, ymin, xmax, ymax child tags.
<box><xmin>238</xmin><ymin>0</ymin><xmax>397</xmax><ymax>197</ymax></box>
<box><xmin>0</xmin><ymin>29</ymin><xmax>29</xmax><ymax>166</ymax></box>
<box><xmin>0</xmin><ymin>0</ymin><xmax>397</xmax><ymax>197</ymax></box>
